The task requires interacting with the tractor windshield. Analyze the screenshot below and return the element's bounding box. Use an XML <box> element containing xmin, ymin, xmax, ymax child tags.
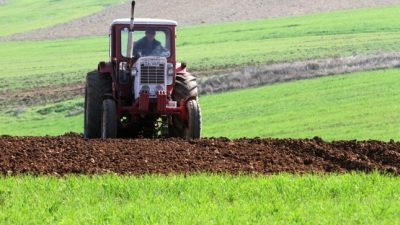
<box><xmin>121</xmin><ymin>27</ymin><xmax>172</xmax><ymax>58</ymax></box>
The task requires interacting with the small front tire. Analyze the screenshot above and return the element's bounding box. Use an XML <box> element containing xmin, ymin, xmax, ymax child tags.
<box><xmin>184</xmin><ymin>99</ymin><xmax>202</xmax><ymax>139</ymax></box>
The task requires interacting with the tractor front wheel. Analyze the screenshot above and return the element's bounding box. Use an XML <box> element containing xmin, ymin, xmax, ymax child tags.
<box><xmin>101</xmin><ymin>99</ymin><xmax>117</xmax><ymax>139</ymax></box>
<box><xmin>184</xmin><ymin>99</ymin><xmax>202</xmax><ymax>139</ymax></box>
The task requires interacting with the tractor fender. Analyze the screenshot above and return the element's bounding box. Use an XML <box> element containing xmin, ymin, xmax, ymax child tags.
<box><xmin>176</xmin><ymin>62</ymin><xmax>187</xmax><ymax>74</ymax></box>
<box><xmin>98</xmin><ymin>61</ymin><xmax>113</xmax><ymax>74</ymax></box>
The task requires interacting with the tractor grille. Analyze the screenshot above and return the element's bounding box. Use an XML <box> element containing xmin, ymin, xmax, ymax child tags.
<box><xmin>140</xmin><ymin>64</ymin><xmax>165</xmax><ymax>84</ymax></box>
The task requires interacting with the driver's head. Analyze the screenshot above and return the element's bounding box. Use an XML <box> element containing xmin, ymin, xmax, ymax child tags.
<box><xmin>145</xmin><ymin>29</ymin><xmax>156</xmax><ymax>42</ymax></box>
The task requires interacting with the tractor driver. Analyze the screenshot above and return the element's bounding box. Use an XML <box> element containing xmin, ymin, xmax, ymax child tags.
<box><xmin>134</xmin><ymin>29</ymin><xmax>167</xmax><ymax>57</ymax></box>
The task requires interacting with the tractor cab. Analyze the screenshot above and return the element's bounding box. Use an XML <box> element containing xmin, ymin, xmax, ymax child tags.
<box><xmin>109</xmin><ymin>18</ymin><xmax>177</xmax><ymax>64</ymax></box>
<box><xmin>100</xmin><ymin>19</ymin><xmax>179</xmax><ymax>100</ymax></box>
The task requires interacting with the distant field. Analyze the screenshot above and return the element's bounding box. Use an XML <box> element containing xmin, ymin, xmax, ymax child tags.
<box><xmin>0</xmin><ymin>173</ymin><xmax>398</xmax><ymax>224</ymax></box>
<box><xmin>0</xmin><ymin>37</ymin><xmax>107</xmax><ymax>79</ymax></box>
<box><xmin>202</xmin><ymin>69</ymin><xmax>400</xmax><ymax>140</ymax></box>
<box><xmin>1</xmin><ymin>5</ymin><xmax>400</xmax><ymax>85</ymax></box>
<box><xmin>178</xmin><ymin>5</ymin><xmax>400</xmax><ymax>69</ymax></box>
<box><xmin>1</xmin><ymin>69</ymin><xmax>399</xmax><ymax>141</ymax></box>
<box><xmin>0</xmin><ymin>0</ymin><xmax>121</xmax><ymax>36</ymax></box>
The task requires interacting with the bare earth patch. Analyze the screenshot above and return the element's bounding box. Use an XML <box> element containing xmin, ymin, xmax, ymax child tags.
<box><xmin>1</xmin><ymin>0</ymin><xmax>400</xmax><ymax>41</ymax></box>
<box><xmin>198</xmin><ymin>52</ymin><xmax>400</xmax><ymax>94</ymax></box>
<box><xmin>0</xmin><ymin>135</ymin><xmax>399</xmax><ymax>175</ymax></box>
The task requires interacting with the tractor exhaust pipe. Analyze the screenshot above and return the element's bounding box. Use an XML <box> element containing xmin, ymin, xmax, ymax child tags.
<box><xmin>127</xmin><ymin>0</ymin><xmax>135</xmax><ymax>59</ymax></box>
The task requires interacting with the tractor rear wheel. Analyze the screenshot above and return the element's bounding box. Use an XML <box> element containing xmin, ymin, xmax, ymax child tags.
<box><xmin>101</xmin><ymin>99</ymin><xmax>117</xmax><ymax>139</ymax></box>
<box><xmin>170</xmin><ymin>73</ymin><xmax>201</xmax><ymax>139</ymax></box>
<box><xmin>84</xmin><ymin>71</ymin><xmax>112</xmax><ymax>138</ymax></box>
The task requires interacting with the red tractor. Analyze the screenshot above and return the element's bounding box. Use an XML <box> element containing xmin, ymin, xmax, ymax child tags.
<box><xmin>84</xmin><ymin>1</ymin><xmax>201</xmax><ymax>139</ymax></box>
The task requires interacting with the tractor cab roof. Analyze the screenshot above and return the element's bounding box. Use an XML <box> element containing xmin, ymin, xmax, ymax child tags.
<box><xmin>111</xmin><ymin>18</ymin><xmax>178</xmax><ymax>26</ymax></box>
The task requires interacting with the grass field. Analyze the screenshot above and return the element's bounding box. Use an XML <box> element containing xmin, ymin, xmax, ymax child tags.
<box><xmin>0</xmin><ymin>173</ymin><xmax>398</xmax><ymax>224</ymax></box>
<box><xmin>1</xmin><ymin>5</ymin><xmax>400</xmax><ymax>91</ymax></box>
<box><xmin>0</xmin><ymin>0</ymin><xmax>121</xmax><ymax>36</ymax></box>
<box><xmin>1</xmin><ymin>69</ymin><xmax>399</xmax><ymax>141</ymax></box>
<box><xmin>202</xmin><ymin>69</ymin><xmax>400</xmax><ymax>140</ymax></box>
<box><xmin>0</xmin><ymin>37</ymin><xmax>108</xmax><ymax>79</ymax></box>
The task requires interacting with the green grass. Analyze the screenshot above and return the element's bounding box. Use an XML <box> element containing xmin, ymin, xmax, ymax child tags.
<box><xmin>0</xmin><ymin>173</ymin><xmax>399</xmax><ymax>224</ymax></box>
<box><xmin>1</xmin><ymin>5</ymin><xmax>400</xmax><ymax>90</ymax></box>
<box><xmin>177</xmin><ymin>5</ymin><xmax>400</xmax><ymax>69</ymax></box>
<box><xmin>0</xmin><ymin>97</ymin><xmax>83</xmax><ymax>135</ymax></box>
<box><xmin>0</xmin><ymin>0</ymin><xmax>121</xmax><ymax>36</ymax></box>
<box><xmin>0</xmin><ymin>36</ymin><xmax>108</xmax><ymax>79</ymax></box>
<box><xmin>1</xmin><ymin>69</ymin><xmax>399</xmax><ymax>141</ymax></box>
<box><xmin>202</xmin><ymin>69</ymin><xmax>400</xmax><ymax>140</ymax></box>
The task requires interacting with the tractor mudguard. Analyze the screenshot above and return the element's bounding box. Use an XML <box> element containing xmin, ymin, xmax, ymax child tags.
<box><xmin>98</xmin><ymin>61</ymin><xmax>113</xmax><ymax>74</ymax></box>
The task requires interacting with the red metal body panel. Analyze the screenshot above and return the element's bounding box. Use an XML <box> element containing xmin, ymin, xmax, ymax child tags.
<box><xmin>138</xmin><ymin>91</ymin><xmax>149</xmax><ymax>112</ymax></box>
<box><xmin>175</xmin><ymin>62</ymin><xmax>187</xmax><ymax>74</ymax></box>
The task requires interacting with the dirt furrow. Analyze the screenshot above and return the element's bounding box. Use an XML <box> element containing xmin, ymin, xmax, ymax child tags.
<box><xmin>0</xmin><ymin>134</ymin><xmax>398</xmax><ymax>175</ymax></box>
<box><xmin>2</xmin><ymin>53</ymin><xmax>399</xmax><ymax>112</ymax></box>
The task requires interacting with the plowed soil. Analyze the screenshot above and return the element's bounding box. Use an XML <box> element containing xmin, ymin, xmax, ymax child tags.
<box><xmin>0</xmin><ymin>134</ymin><xmax>399</xmax><ymax>175</ymax></box>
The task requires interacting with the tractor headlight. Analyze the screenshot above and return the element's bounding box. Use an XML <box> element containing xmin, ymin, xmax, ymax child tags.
<box><xmin>131</xmin><ymin>67</ymin><xmax>138</xmax><ymax>77</ymax></box>
<box><xmin>167</xmin><ymin>63</ymin><xmax>174</xmax><ymax>85</ymax></box>
<box><xmin>168</xmin><ymin>68</ymin><xmax>174</xmax><ymax>76</ymax></box>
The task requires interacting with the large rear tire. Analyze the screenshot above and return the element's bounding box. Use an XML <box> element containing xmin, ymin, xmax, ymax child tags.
<box><xmin>170</xmin><ymin>73</ymin><xmax>201</xmax><ymax>139</ymax></box>
<box><xmin>84</xmin><ymin>71</ymin><xmax>112</xmax><ymax>138</ymax></box>
<box><xmin>101</xmin><ymin>99</ymin><xmax>117</xmax><ymax>139</ymax></box>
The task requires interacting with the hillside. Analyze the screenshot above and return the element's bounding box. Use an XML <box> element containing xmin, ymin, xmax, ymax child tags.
<box><xmin>1</xmin><ymin>0</ymin><xmax>400</xmax><ymax>40</ymax></box>
<box><xmin>0</xmin><ymin>5</ymin><xmax>400</xmax><ymax>140</ymax></box>
<box><xmin>1</xmin><ymin>6</ymin><xmax>400</xmax><ymax>111</ymax></box>
<box><xmin>0</xmin><ymin>2</ymin><xmax>399</xmax><ymax>140</ymax></box>
<box><xmin>0</xmin><ymin>0</ymin><xmax>122</xmax><ymax>36</ymax></box>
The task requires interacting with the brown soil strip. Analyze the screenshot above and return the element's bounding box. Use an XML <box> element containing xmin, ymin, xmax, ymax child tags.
<box><xmin>0</xmin><ymin>81</ymin><xmax>83</xmax><ymax>109</ymax></box>
<box><xmin>198</xmin><ymin>52</ymin><xmax>400</xmax><ymax>94</ymax></box>
<box><xmin>2</xmin><ymin>0</ymin><xmax>400</xmax><ymax>41</ymax></box>
<box><xmin>1</xmin><ymin>53</ymin><xmax>399</xmax><ymax>111</ymax></box>
<box><xmin>0</xmin><ymin>134</ymin><xmax>398</xmax><ymax>175</ymax></box>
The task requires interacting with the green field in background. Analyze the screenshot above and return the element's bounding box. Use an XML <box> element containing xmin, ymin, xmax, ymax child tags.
<box><xmin>202</xmin><ymin>69</ymin><xmax>400</xmax><ymax>140</ymax></box>
<box><xmin>1</xmin><ymin>5</ymin><xmax>400</xmax><ymax>91</ymax></box>
<box><xmin>0</xmin><ymin>173</ymin><xmax>398</xmax><ymax>224</ymax></box>
<box><xmin>0</xmin><ymin>0</ymin><xmax>121</xmax><ymax>36</ymax></box>
<box><xmin>2</xmin><ymin>69</ymin><xmax>399</xmax><ymax>141</ymax></box>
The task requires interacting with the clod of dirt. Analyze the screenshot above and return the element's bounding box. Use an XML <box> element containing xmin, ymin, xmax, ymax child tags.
<box><xmin>0</xmin><ymin>135</ymin><xmax>399</xmax><ymax>175</ymax></box>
